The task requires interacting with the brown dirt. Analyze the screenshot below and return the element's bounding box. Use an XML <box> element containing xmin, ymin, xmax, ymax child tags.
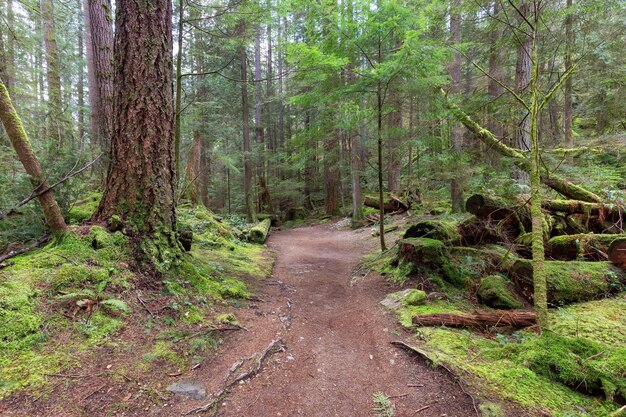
<box><xmin>172</xmin><ymin>223</ymin><xmax>478</xmax><ymax>417</ymax></box>
<box><xmin>0</xmin><ymin>222</ymin><xmax>481</xmax><ymax>417</ymax></box>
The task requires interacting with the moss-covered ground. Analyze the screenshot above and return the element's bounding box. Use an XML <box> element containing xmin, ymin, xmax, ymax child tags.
<box><xmin>0</xmin><ymin>203</ymin><xmax>272</xmax><ymax>401</ymax></box>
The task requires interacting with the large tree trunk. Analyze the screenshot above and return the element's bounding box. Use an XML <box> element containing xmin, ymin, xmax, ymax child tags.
<box><xmin>386</xmin><ymin>86</ymin><xmax>402</xmax><ymax>193</ymax></box>
<box><xmin>0</xmin><ymin>0</ymin><xmax>15</xmax><ymax>91</ymax></box>
<box><xmin>84</xmin><ymin>0</ymin><xmax>114</xmax><ymax>159</ymax></box>
<box><xmin>94</xmin><ymin>0</ymin><xmax>180</xmax><ymax>272</ymax></box>
<box><xmin>41</xmin><ymin>0</ymin><xmax>64</xmax><ymax>147</ymax></box>
<box><xmin>0</xmin><ymin>79</ymin><xmax>67</xmax><ymax>232</ymax></box>
<box><xmin>77</xmin><ymin>0</ymin><xmax>85</xmax><ymax>148</ymax></box>
<box><xmin>449</xmin><ymin>0</ymin><xmax>464</xmax><ymax>212</ymax></box>
<box><xmin>486</xmin><ymin>1</ymin><xmax>504</xmax><ymax>162</ymax></box>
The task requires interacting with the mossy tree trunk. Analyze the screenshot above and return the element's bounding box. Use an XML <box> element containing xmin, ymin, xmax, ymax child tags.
<box><xmin>0</xmin><ymin>79</ymin><xmax>67</xmax><ymax>232</ymax></box>
<box><xmin>94</xmin><ymin>0</ymin><xmax>180</xmax><ymax>272</ymax></box>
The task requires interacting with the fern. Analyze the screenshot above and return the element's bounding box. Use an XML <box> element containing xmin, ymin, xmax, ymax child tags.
<box><xmin>372</xmin><ymin>392</ymin><xmax>394</xmax><ymax>417</ymax></box>
<box><xmin>99</xmin><ymin>299</ymin><xmax>131</xmax><ymax>314</ymax></box>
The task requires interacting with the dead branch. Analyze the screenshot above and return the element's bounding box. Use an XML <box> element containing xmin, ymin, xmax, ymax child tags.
<box><xmin>183</xmin><ymin>339</ymin><xmax>285</xmax><ymax>416</ymax></box>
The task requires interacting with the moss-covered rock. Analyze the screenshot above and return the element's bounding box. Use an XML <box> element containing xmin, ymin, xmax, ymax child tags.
<box><xmin>477</xmin><ymin>275</ymin><xmax>523</xmax><ymax>309</ymax></box>
<box><xmin>380</xmin><ymin>288</ymin><xmax>427</xmax><ymax>310</ymax></box>
<box><xmin>512</xmin><ymin>260</ymin><xmax>626</xmax><ymax>305</ymax></box>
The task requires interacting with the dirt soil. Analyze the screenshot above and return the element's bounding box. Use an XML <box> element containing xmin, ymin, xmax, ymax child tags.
<box><xmin>1</xmin><ymin>222</ymin><xmax>480</xmax><ymax>417</ymax></box>
<box><xmin>173</xmin><ymin>223</ymin><xmax>477</xmax><ymax>417</ymax></box>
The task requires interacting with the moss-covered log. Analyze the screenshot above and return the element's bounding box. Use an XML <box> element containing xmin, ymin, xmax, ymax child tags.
<box><xmin>443</xmin><ymin>93</ymin><xmax>603</xmax><ymax>203</ymax></box>
<box><xmin>412</xmin><ymin>310</ymin><xmax>536</xmax><ymax>329</ymax></box>
<box><xmin>547</xmin><ymin>234</ymin><xmax>623</xmax><ymax>261</ymax></box>
<box><xmin>364</xmin><ymin>196</ymin><xmax>408</xmax><ymax>213</ymax></box>
<box><xmin>511</xmin><ymin>260</ymin><xmax>625</xmax><ymax>305</ymax></box>
<box><xmin>542</xmin><ymin>199</ymin><xmax>622</xmax><ymax>218</ymax></box>
<box><xmin>248</xmin><ymin>218</ymin><xmax>271</xmax><ymax>244</ymax></box>
<box><xmin>403</xmin><ymin>220</ymin><xmax>461</xmax><ymax>244</ymax></box>
<box><xmin>466</xmin><ymin>194</ymin><xmax>515</xmax><ymax>219</ymax></box>
<box><xmin>608</xmin><ymin>238</ymin><xmax>626</xmax><ymax>271</ymax></box>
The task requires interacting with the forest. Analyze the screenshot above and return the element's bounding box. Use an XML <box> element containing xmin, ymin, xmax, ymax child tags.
<box><xmin>0</xmin><ymin>0</ymin><xmax>625</xmax><ymax>416</ymax></box>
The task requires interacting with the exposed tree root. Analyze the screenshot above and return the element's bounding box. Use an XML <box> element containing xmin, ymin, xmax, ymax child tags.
<box><xmin>183</xmin><ymin>338</ymin><xmax>285</xmax><ymax>416</ymax></box>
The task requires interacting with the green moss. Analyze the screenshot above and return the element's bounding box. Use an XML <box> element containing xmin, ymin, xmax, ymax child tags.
<box><xmin>182</xmin><ymin>305</ymin><xmax>205</xmax><ymax>325</ymax></box>
<box><xmin>77</xmin><ymin>311</ymin><xmax>123</xmax><ymax>344</ymax></box>
<box><xmin>398</xmin><ymin>238</ymin><xmax>446</xmax><ymax>264</ymax></box>
<box><xmin>66</xmin><ymin>193</ymin><xmax>101</xmax><ymax>225</ymax></box>
<box><xmin>513</xmin><ymin>260</ymin><xmax>625</xmax><ymax>305</ymax></box>
<box><xmin>549</xmin><ymin>296</ymin><xmax>626</xmax><ymax>348</ymax></box>
<box><xmin>477</xmin><ymin>275</ymin><xmax>523</xmax><ymax>309</ymax></box>
<box><xmin>143</xmin><ymin>341</ymin><xmax>185</xmax><ymax>370</ymax></box>
<box><xmin>0</xmin><ymin>278</ymin><xmax>43</xmax><ymax>351</ymax></box>
<box><xmin>522</xmin><ymin>333</ymin><xmax>626</xmax><ymax>401</ymax></box>
<box><xmin>215</xmin><ymin>313</ymin><xmax>240</xmax><ymax>326</ymax></box>
<box><xmin>403</xmin><ymin>220</ymin><xmax>461</xmax><ymax>243</ymax></box>
<box><xmin>404</xmin><ymin>289</ymin><xmax>427</xmax><ymax>306</ymax></box>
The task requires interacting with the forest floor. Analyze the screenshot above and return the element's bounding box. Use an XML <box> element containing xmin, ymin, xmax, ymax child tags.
<box><xmin>164</xmin><ymin>223</ymin><xmax>477</xmax><ymax>417</ymax></box>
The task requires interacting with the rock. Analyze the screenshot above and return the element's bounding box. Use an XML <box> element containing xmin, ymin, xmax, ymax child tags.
<box><xmin>166</xmin><ymin>380</ymin><xmax>206</xmax><ymax>400</ymax></box>
<box><xmin>380</xmin><ymin>289</ymin><xmax>427</xmax><ymax>310</ymax></box>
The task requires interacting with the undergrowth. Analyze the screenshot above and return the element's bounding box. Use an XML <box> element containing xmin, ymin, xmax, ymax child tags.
<box><xmin>0</xmin><ymin>202</ymin><xmax>271</xmax><ymax>400</ymax></box>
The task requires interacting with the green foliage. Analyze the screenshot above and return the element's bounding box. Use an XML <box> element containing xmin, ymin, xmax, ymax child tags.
<box><xmin>477</xmin><ymin>275</ymin><xmax>523</xmax><ymax>309</ymax></box>
<box><xmin>372</xmin><ymin>392</ymin><xmax>395</xmax><ymax>417</ymax></box>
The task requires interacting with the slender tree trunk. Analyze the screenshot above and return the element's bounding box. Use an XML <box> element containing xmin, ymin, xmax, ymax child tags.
<box><xmin>324</xmin><ymin>132</ymin><xmax>340</xmax><ymax>216</ymax></box>
<box><xmin>240</xmin><ymin>27</ymin><xmax>254</xmax><ymax>222</ymax></box>
<box><xmin>563</xmin><ymin>0</ymin><xmax>574</xmax><ymax>153</ymax></box>
<box><xmin>0</xmin><ymin>79</ymin><xmax>67</xmax><ymax>231</ymax></box>
<box><xmin>3</xmin><ymin>0</ymin><xmax>15</xmax><ymax>91</ymax></box>
<box><xmin>486</xmin><ymin>1</ymin><xmax>504</xmax><ymax>164</ymax></box>
<box><xmin>84</xmin><ymin>0</ymin><xmax>114</xmax><ymax>158</ymax></box>
<box><xmin>184</xmin><ymin>130</ymin><xmax>208</xmax><ymax>206</ymax></box>
<box><xmin>95</xmin><ymin>0</ymin><xmax>180</xmax><ymax>272</ymax></box>
<box><xmin>303</xmin><ymin>111</ymin><xmax>315</xmax><ymax>211</ymax></box>
<box><xmin>41</xmin><ymin>0</ymin><xmax>64</xmax><ymax>147</ymax></box>
<box><xmin>387</xmin><ymin>87</ymin><xmax>402</xmax><ymax>192</ymax></box>
<box><xmin>514</xmin><ymin>0</ymin><xmax>533</xmax><ymax>183</ymax></box>
<box><xmin>449</xmin><ymin>0</ymin><xmax>464</xmax><ymax>212</ymax></box>
<box><xmin>77</xmin><ymin>0</ymin><xmax>85</xmax><ymax>148</ymax></box>
<box><xmin>253</xmin><ymin>23</ymin><xmax>266</xmax><ymax>212</ymax></box>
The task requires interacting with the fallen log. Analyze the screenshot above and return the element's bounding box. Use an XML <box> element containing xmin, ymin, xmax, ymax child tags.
<box><xmin>547</xmin><ymin>234</ymin><xmax>623</xmax><ymax>261</ymax></box>
<box><xmin>403</xmin><ymin>220</ymin><xmax>461</xmax><ymax>244</ymax></box>
<box><xmin>443</xmin><ymin>92</ymin><xmax>603</xmax><ymax>203</ymax></box>
<box><xmin>364</xmin><ymin>196</ymin><xmax>408</xmax><ymax>213</ymax></box>
<box><xmin>541</xmin><ymin>199</ymin><xmax>623</xmax><ymax>219</ymax></box>
<box><xmin>412</xmin><ymin>310</ymin><xmax>536</xmax><ymax>329</ymax></box>
<box><xmin>248</xmin><ymin>218</ymin><xmax>271</xmax><ymax>244</ymax></box>
<box><xmin>466</xmin><ymin>194</ymin><xmax>517</xmax><ymax>220</ymax></box>
<box><xmin>511</xmin><ymin>260</ymin><xmax>625</xmax><ymax>305</ymax></box>
<box><xmin>398</xmin><ymin>238</ymin><xmax>446</xmax><ymax>266</ymax></box>
<box><xmin>608</xmin><ymin>238</ymin><xmax>626</xmax><ymax>270</ymax></box>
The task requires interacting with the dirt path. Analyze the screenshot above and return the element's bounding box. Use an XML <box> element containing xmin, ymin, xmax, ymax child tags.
<box><xmin>173</xmin><ymin>223</ymin><xmax>475</xmax><ymax>417</ymax></box>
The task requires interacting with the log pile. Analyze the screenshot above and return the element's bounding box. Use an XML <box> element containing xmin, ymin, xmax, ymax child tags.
<box><xmin>396</xmin><ymin>191</ymin><xmax>625</xmax><ymax>328</ymax></box>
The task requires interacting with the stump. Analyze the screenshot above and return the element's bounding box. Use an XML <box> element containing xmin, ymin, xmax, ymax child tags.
<box><xmin>248</xmin><ymin>219</ymin><xmax>271</xmax><ymax>244</ymax></box>
<box><xmin>608</xmin><ymin>238</ymin><xmax>626</xmax><ymax>271</ymax></box>
<box><xmin>403</xmin><ymin>220</ymin><xmax>461</xmax><ymax>244</ymax></box>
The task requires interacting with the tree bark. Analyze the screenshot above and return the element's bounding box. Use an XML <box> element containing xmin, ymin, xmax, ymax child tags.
<box><xmin>84</xmin><ymin>0</ymin><xmax>114</xmax><ymax>158</ymax></box>
<box><xmin>413</xmin><ymin>311</ymin><xmax>537</xmax><ymax>329</ymax></box>
<box><xmin>449</xmin><ymin>0</ymin><xmax>464</xmax><ymax>212</ymax></box>
<box><xmin>77</xmin><ymin>0</ymin><xmax>85</xmax><ymax>148</ymax></box>
<box><xmin>94</xmin><ymin>0</ymin><xmax>180</xmax><ymax>272</ymax></box>
<box><xmin>386</xmin><ymin>86</ymin><xmax>402</xmax><ymax>193</ymax></box>
<box><xmin>608</xmin><ymin>239</ymin><xmax>626</xmax><ymax>271</ymax></box>
<box><xmin>0</xmin><ymin>79</ymin><xmax>67</xmax><ymax>231</ymax></box>
<box><xmin>174</xmin><ymin>0</ymin><xmax>184</xmax><ymax>176</ymax></box>
<box><xmin>41</xmin><ymin>0</ymin><xmax>64</xmax><ymax>147</ymax></box>
<box><xmin>240</xmin><ymin>25</ymin><xmax>254</xmax><ymax>222</ymax></box>
<box><xmin>254</xmin><ymin>23</ymin><xmax>266</xmax><ymax>212</ymax></box>
<box><xmin>513</xmin><ymin>0</ymin><xmax>533</xmax><ymax>183</ymax></box>
<box><xmin>563</xmin><ymin>0</ymin><xmax>574</xmax><ymax>153</ymax></box>
<box><xmin>324</xmin><ymin>133</ymin><xmax>341</xmax><ymax>215</ymax></box>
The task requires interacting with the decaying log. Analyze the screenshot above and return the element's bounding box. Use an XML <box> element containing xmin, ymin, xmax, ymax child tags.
<box><xmin>443</xmin><ymin>93</ymin><xmax>603</xmax><ymax>203</ymax></box>
<box><xmin>547</xmin><ymin>234</ymin><xmax>623</xmax><ymax>261</ymax></box>
<box><xmin>404</xmin><ymin>220</ymin><xmax>461</xmax><ymax>244</ymax></box>
<box><xmin>364</xmin><ymin>196</ymin><xmax>408</xmax><ymax>213</ymax></box>
<box><xmin>398</xmin><ymin>238</ymin><xmax>446</xmax><ymax>265</ymax></box>
<box><xmin>511</xmin><ymin>260</ymin><xmax>625</xmax><ymax>305</ymax></box>
<box><xmin>248</xmin><ymin>218</ymin><xmax>271</xmax><ymax>244</ymax></box>
<box><xmin>542</xmin><ymin>199</ymin><xmax>623</xmax><ymax>220</ymax></box>
<box><xmin>412</xmin><ymin>310</ymin><xmax>536</xmax><ymax>329</ymax></box>
<box><xmin>466</xmin><ymin>194</ymin><xmax>516</xmax><ymax>220</ymax></box>
<box><xmin>608</xmin><ymin>238</ymin><xmax>626</xmax><ymax>271</ymax></box>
